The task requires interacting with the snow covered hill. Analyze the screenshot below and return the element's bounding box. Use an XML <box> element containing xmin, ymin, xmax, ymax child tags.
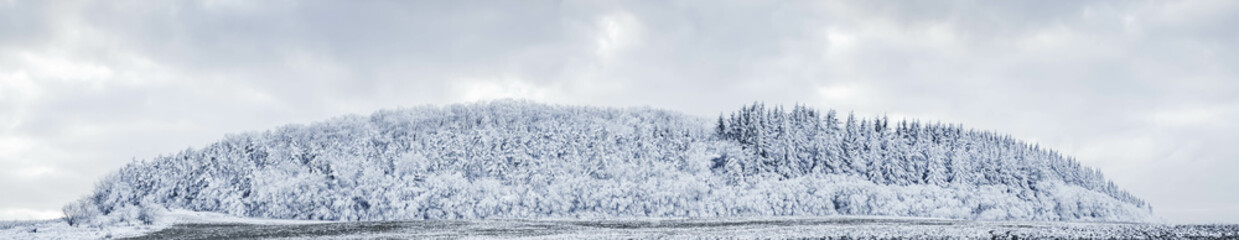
<box><xmin>62</xmin><ymin>100</ymin><xmax>1154</xmax><ymax>226</ymax></box>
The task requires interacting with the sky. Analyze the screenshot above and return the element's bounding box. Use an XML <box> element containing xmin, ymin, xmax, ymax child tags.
<box><xmin>1</xmin><ymin>0</ymin><xmax>1237</xmax><ymax>223</ymax></box>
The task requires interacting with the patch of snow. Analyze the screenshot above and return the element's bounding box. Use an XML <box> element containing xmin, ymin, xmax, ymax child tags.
<box><xmin>0</xmin><ymin>219</ymin><xmax>155</xmax><ymax>240</ymax></box>
<box><xmin>158</xmin><ymin>209</ymin><xmax>328</xmax><ymax>225</ymax></box>
<box><xmin>0</xmin><ymin>209</ymin><xmax>329</xmax><ymax>240</ymax></box>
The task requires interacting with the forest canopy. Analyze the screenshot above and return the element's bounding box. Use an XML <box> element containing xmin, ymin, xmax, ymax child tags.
<box><xmin>64</xmin><ymin>100</ymin><xmax>1153</xmax><ymax>226</ymax></box>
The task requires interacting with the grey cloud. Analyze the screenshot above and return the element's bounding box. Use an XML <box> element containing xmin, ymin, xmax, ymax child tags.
<box><xmin>1</xmin><ymin>0</ymin><xmax>1236</xmax><ymax>222</ymax></box>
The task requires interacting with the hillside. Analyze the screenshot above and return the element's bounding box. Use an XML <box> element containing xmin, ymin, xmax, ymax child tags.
<box><xmin>63</xmin><ymin>100</ymin><xmax>1153</xmax><ymax>226</ymax></box>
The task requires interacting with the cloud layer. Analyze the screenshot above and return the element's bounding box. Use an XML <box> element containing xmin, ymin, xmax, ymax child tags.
<box><xmin>1</xmin><ymin>0</ymin><xmax>1236</xmax><ymax>223</ymax></box>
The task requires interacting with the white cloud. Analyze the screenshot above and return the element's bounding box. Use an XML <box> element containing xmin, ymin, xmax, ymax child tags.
<box><xmin>822</xmin><ymin>27</ymin><xmax>857</xmax><ymax>57</ymax></box>
<box><xmin>0</xmin><ymin>69</ymin><xmax>40</xmax><ymax>98</ymax></box>
<box><xmin>12</xmin><ymin>166</ymin><xmax>55</xmax><ymax>178</ymax></box>
<box><xmin>0</xmin><ymin>136</ymin><xmax>32</xmax><ymax>160</ymax></box>
<box><xmin>18</xmin><ymin>52</ymin><xmax>113</xmax><ymax>84</ymax></box>
<box><xmin>455</xmin><ymin>76</ymin><xmax>554</xmax><ymax>102</ymax></box>
<box><xmin>817</xmin><ymin>84</ymin><xmax>859</xmax><ymax>101</ymax></box>
<box><xmin>594</xmin><ymin>11</ymin><xmax>641</xmax><ymax>61</ymax></box>
<box><xmin>1148</xmin><ymin>105</ymin><xmax>1230</xmax><ymax>127</ymax></box>
<box><xmin>0</xmin><ymin>208</ymin><xmax>60</xmax><ymax>221</ymax></box>
<box><xmin>0</xmin><ymin>71</ymin><xmax>39</xmax><ymax>131</ymax></box>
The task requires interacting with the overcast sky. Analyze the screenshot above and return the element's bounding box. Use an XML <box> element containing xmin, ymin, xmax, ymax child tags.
<box><xmin>2</xmin><ymin>0</ymin><xmax>1237</xmax><ymax>223</ymax></box>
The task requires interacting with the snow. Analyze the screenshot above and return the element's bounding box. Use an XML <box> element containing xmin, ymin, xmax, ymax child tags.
<box><xmin>21</xmin><ymin>214</ymin><xmax>1230</xmax><ymax>240</ymax></box>
<box><xmin>154</xmin><ymin>209</ymin><xmax>328</xmax><ymax>225</ymax></box>
<box><xmin>63</xmin><ymin>101</ymin><xmax>1154</xmax><ymax>225</ymax></box>
<box><xmin>0</xmin><ymin>209</ymin><xmax>324</xmax><ymax>240</ymax></box>
<box><xmin>0</xmin><ymin>218</ymin><xmax>155</xmax><ymax>240</ymax></box>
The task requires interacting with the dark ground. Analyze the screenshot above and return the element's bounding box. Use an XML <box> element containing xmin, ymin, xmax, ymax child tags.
<box><xmin>122</xmin><ymin>217</ymin><xmax>1239</xmax><ymax>240</ymax></box>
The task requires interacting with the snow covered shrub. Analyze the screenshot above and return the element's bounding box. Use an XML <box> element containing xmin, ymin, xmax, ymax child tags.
<box><xmin>136</xmin><ymin>198</ymin><xmax>166</xmax><ymax>225</ymax></box>
<box><xmin>62</xmin><ymin>199</ymin><xmax>99</xmax><ymax>227</ymax></box>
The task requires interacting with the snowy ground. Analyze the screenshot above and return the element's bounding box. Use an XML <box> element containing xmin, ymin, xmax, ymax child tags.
<box><xmin>0</xmin><ymin>210</ymin><xmax>324</xmax><ymax>240</ymax></box>
<box><xmin>1</xmin><ymin>218</ymin><xmax>155</xmax><ymax>240</ymax></box>
<box><xmin>4</xmin><ymin>212</ymin><xmax>1237</xmax><ymax>240</ymax></box>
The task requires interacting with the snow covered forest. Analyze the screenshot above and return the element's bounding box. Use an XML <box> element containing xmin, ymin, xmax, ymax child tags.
<box><xmin>63</xmin><ymin>100</ymin><xmax>1153</xmax><ymax>226</ymax></box>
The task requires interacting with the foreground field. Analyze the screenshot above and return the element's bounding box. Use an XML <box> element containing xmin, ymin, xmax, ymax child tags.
<box><xmin>121</xmin><ymin>217</ymin><xmax>1236</xmax><ymax>240</ymax></box>
<box><xmin>6</xmin><ymin>213</ymin><xmax>1237</xmax><ymax>239</ymax></box>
